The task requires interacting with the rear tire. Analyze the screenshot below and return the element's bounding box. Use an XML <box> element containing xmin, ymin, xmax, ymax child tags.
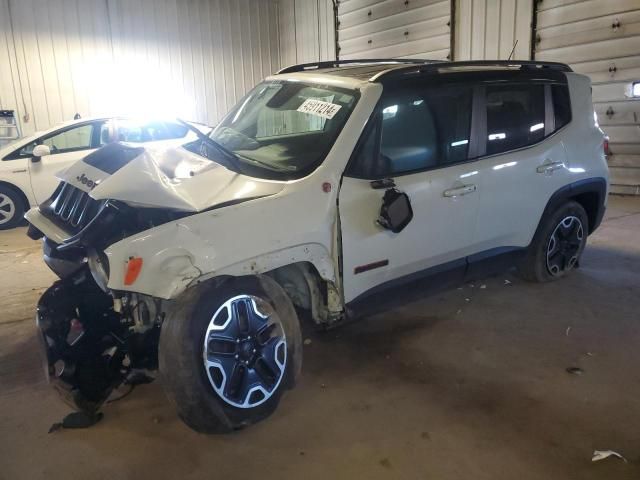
<box><xmin>518</xmin><ymin>200</ymin><xmax>588</xmax><ymax>283</ymax></box>
<box><xmin>0</xmin><ymin>185</ymin><xmax>25</xmax><ymax>230</ymax></box>
<box><xmin>159</xmin><ymin>275</ymin><xmax>302</xmax><ymax>433</ymax></box>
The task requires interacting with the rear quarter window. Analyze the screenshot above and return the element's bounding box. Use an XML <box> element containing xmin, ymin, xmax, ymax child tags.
<box><xmin>552</xmin><ymin>84</ymin><xmax>571</xmax><ymax>130</ymax></box>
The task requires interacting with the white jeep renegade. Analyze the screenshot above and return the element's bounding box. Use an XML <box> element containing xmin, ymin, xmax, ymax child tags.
<box><xmin>26</xmin><ymin>60</ymin><xmax>608</xmax><ymax>433</ymax></box>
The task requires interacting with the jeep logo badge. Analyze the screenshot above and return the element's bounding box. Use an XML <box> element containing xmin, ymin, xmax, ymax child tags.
<box><xmin>76</xmin><ymin>173</ymin><xmax>98</xmax><ymax>189</ymax></box>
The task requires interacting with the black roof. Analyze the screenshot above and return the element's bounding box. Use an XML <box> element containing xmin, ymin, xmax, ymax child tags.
<box><xmin>277</xmin><ymin>59</ymin><xmax>572</xmax><ymax>83</ymax></box>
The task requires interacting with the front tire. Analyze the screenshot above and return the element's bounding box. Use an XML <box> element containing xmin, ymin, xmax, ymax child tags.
<box><xmin>159</xmin><ymin>275</ymin><xmax>302</xmax><ymax>433</ymax></box>
<box><xmin>518</xmin><ymin>200</ymin><xmax>588</xmax><ymax>282</ymax></box>
<box><xmin>0</xmin><ymin>185</ymin><xmax>25</xmax><ymax>230</ymax></box>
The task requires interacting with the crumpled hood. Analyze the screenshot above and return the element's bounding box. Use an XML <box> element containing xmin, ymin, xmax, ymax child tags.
<box><xmin>55</xmin><ymin>142</ymin><xmax>285</xmax><ymax>211</ymax></box>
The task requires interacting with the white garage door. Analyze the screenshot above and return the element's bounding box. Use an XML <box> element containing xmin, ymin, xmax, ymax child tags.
<box><xmin>534</xmin><ymin>0</ymin><xmax>640</xmax><ymax>195</ymax></box>
<box><xmin>337</xmin><ymin>0</ymin><xmax>452</xmax><ymax>61</ymax></box>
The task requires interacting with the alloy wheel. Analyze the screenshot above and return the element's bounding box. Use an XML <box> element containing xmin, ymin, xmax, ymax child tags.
<box><xmin>203</xmin><ymin>295</ymin><xmax>287</xmax><ymax>408</ymax></box>
<box><xmin>0</xmin><ymin>193</ymin><xmax>16</xmax><ymax>225</ymax></box>
<box><xmin>546</xmin><ymin>215</ymin><xmax>584</xmax><ymax>276</ymax></box>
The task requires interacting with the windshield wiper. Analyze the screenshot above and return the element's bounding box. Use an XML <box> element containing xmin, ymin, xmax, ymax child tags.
<box><xmin>176</xmin><ymin>118</ymin><xmax>245</xmax><ymax>174</ymax></box>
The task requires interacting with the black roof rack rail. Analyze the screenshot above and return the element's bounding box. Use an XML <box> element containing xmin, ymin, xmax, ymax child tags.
<box><xmin>371</xmin><ymin>59</ymin><xmax>573</xmax><ymax>81</ymax></box>
<box><xmin>277</xmin><ymin>58</ymin><xmax>443</xmax><ymax>74</ymax></box>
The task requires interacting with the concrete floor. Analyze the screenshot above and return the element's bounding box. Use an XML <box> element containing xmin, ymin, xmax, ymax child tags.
<box><xmin>0</xmin><ymin>196</ymin><xmax>639</xmax><ymax>480</ymax></box>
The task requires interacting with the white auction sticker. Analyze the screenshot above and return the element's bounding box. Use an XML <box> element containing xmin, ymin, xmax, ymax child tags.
<box><xmin>297</xmin><ymin>99</ymin><xmax>342</xmax><ymax>119</ymax></box>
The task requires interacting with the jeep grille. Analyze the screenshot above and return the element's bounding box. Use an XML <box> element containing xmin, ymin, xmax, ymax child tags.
<box><xmin>45</xmin><ymin>182</ymin><xmax>104</xmax><ymax>234</ymax></box>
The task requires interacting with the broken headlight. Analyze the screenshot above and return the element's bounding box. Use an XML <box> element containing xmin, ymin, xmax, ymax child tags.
<box><xmin>87</xmin><ymin>248</ymin><xmax>110</xmax><ymax>292</ymax></box>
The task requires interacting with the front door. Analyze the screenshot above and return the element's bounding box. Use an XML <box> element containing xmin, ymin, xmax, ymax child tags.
<box><xmin>339</xmin><ymin>81</ymin><xmax>482</xmax><ymax>304</ymax></box>
<box><xmin>28</xmin><ymin>122</ymin><xmax>104</xmax><ymax>203</ymax></box>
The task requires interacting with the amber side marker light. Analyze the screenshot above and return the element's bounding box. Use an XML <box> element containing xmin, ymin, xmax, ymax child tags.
<box><xmin>124</xmin><ymin>257</ymin><xmax>143</xmax><ymax>285</ymax></box>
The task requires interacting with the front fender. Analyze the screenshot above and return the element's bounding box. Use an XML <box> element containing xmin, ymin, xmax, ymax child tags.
<box><xmin>104</xmin><ymin>221</ymin><xmax>337</xmax><ymax>299</ymax></box>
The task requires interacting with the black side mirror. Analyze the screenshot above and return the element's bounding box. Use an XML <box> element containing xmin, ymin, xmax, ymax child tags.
<box><xmin>377</xmin><ymin>188</ymin><xmax>413</xmax><ymax>233</ymax></box>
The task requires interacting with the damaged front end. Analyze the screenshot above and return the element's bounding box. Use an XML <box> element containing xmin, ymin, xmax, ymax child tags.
<box><xmin>28</xmin><ymin>141</ymin><xmax>285</xmax><ymax>421</ymax></box>
<box><xmin>37</xmin><ymin>269</ymin><xmax>162</xmax><ymax>415</ymax></box>
<box><xmin>29</xmin><ymin>144</ymin><xmax>187</xmax><ymax>417</ymax></box>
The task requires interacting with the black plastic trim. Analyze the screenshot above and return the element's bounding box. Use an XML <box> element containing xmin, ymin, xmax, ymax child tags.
<box><xmin>538</xmin><ymin>177</ymin><xmax>607</xmax><ymax>235</ymax></box>
<box><xmin>346</xmin><ymin>258</ymin><xmax>466</xmax><ymax>319</ymax></box>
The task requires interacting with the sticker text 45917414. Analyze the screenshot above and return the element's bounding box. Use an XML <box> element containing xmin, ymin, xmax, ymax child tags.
<box><xmin>297</xmin><ymin>99</ymin><xmax>342</xmax><ymax>120</ymax></box>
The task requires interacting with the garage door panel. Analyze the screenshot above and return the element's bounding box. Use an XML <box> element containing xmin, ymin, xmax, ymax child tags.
<box><xmin>536</xmin><ymin>36</ymin><xmax>640</xmax><ymax>64</ymax></box>
<box><xmin>339</xmin><ymin>3</ymin><xmax>450</xmax><ymax>41</ymax></box>
<box><xmin>574</xmin><ymin>58</ymin><xmax>640</xmax><ymax>84</ymax></box>
<box><xmin>340</xmin><ymin>18</ymin><xmax>449</xmax><ymax>56</ymax></box>
<box><xmin>535</xmin><ymin>0</ymin><xmax>640</xmax><ymax>194</ymax></box>
<box><xmin>610</xmin><ymin>166</ymin><xmax>640</xmax><ymax>186</ymax></box>
<box><xmin>401</xmin><ymin>48</ymin><xmax>450</xmax><ymax>60</ymax></box>
<box><xmin>596</xmin><ymin>102</ymin><xmax>640</xmax><ymax>126</ymax></box>
<box><xmin>340</xmin><ymin>36</ymin><xmax>450</xmax><ymax>59</ymax></box>
<box><xmin>599</xmin><ymin>125</ymin><xmax>640</xmax><ymax>144</ymax></box>
<box><xmin>339</xmin><ymin>0</ymin><xmax>445</xmax><ymax>29</ymax></box>
<box><xmin>591</xmin><ymin>82</ymin><xmax>636</xmax><ymax>103</ymax></box>
<box><xmin>338</xmin><ymin>0</ymin><xmax>451</xmax><ymax>60</ymax></box>
<box><xmin>609</xmin><ymin>143</ymin><xmax>640</xmax><ymax>156</ymax></box>
<box><xmin>537</xmin><ymin>15</ymin><xmax>640</xmax><ymax>52</ymax></box>
<box><xmin>537</xmin><ymin>0</ymin><xmax>639</xmax><ymax>28</ymax></box>
<box><xmin>608</xmin><ymin>154</ymin><xmax>640</xmax><ymax>168</ymax></box>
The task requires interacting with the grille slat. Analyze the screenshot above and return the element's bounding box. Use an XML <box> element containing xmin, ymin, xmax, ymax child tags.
<box><xmin>69</xmin><ymin>192</ymin><xmax>88</xmax><ymax>227</ymax></box>
<box><xmin>46</xmin><ymin>182</ymin><xmax>102</xmax><ymax>234</ymax></box>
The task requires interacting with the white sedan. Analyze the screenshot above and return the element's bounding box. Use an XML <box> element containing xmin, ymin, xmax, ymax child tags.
<box><xmin>0</xmin><ymin>117</ymin><xmax>209</xmax><ymax>229</ymax></box>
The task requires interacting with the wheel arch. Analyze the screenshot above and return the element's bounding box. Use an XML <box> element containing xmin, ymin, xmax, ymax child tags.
<box><xmin>265</xmin><ymin>261</ymin><xmax>341</xmax><ymax>326</ymax></box>
<box><xmin>0</xmin><ymin>180</ymin><xmax>31</xmax><ymax>211</ymax></box>
<box><xmin>538</xmin><ymin>177</ymin><xmax>607</xmax><ymax>237</ymax></box>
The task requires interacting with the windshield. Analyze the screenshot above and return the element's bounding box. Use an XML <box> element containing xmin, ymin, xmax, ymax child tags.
<box><xmin>207</xmin><ymin>80</ymin><xmax>358</xmax><ymax>179</ymax></box>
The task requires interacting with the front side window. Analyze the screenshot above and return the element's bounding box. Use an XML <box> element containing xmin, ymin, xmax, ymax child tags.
<box><xmin>41</xmin><ymin>124</ymin><xmax>94</xmax><ymax>154</ymax></box>
<box><xmin>206</xmin><ymin>80</ymin><xmax>358</xmax><ymax>179</ymax></box>
<box><xmin>349</xmin><ymin>83</ymin><xmax>473</xmax><ymax>178</ymax></box>
<box><xmin>485</xmin><ymin>85</ymin><xmax>545</xmax><ymax>156</ymax></box>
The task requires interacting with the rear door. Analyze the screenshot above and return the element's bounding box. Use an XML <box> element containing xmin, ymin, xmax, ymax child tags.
<box><xmin>472</xmin><ymin>80</ymin><xmax>572</xmax><ymax>254</ymax></box>
<box><xmin>339</xmin><ymin>80</ymin><xmax>482</xmax><ymax>304</ymax></box>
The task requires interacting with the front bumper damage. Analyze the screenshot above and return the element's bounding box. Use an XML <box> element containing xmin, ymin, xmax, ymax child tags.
<box><xmin>37</xmin><ymin>270</ymin><xmax>159</xmax><ymax>415</ymax></box>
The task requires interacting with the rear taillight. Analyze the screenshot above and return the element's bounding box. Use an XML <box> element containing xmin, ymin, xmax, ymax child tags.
<box><xmin>603</xmin><ymin>137</ymin><xmax>610</xmax><ymax>157</ymax></box>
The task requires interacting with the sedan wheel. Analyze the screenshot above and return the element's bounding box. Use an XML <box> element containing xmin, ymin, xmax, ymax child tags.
<box><xmin>0</xmin><ymin>193</ymin><xmax>16</xmax><ymax>226</ymax></box>
<box><xmin>0</xmin><ymin>187</ymin><xmax>25</xmax><ymax>230</ymax></box>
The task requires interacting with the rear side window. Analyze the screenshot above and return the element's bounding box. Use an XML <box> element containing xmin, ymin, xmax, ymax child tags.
<box><xmin>552</xmin><ymin>85</ymin><xmax>571</xmax><ymax>130</ymax></box>
<box><xmin>348</xmin><ymin>84</ymin><xmax>473</xmax><ymax>178</ymax></box>
<box><xmin>485</xmin><ymin>85</ymin><xmax>545</xmax><ymax>156</ymax></box>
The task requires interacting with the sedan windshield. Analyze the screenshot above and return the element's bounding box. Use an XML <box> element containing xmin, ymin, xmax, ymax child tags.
<box><xmin>207</xmin><ymin>80</ymin><xmax>358</xmax><ymax>179</ymax></box>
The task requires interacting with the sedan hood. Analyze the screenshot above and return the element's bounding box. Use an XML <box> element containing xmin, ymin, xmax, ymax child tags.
<box><xmin>56</xmin><ymin>142</ymin><xmax>285</xmax><ymax>211</ymax></box>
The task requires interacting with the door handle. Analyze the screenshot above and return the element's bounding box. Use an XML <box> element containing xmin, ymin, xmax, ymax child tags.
<box><xmin>443</xmin><ymin>184</ymin><xmax>476</xmax><ymax>198</ymax></box>
<box><xmin>537</xmin><ymin>161</ymin><xmax>564</xmax><ymax>174</ymax></box>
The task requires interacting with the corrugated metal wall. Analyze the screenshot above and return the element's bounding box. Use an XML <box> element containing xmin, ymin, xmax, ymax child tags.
<box><xmin>454</xmin><ymin>0</ymin><xmax>532</xmax><ymax>60</ymax></box>
<box><xmin>534</xmin><ymin>0</ymin><xmax>640</xmax><ymax>195</ymax></box>
<box><xmin>337</xmin><ymin>0</ymin><xmax>452</xmax><ymax>61</ymax></box>
<box><xmin>0</xmin><ymin>0</ymin><xmax>280</xmax><ymax>137</ymax></box>
<box><xmin>279</xmin><ymin>0</ymin><xmax>336</xmax><ymax>67</ymax></box>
